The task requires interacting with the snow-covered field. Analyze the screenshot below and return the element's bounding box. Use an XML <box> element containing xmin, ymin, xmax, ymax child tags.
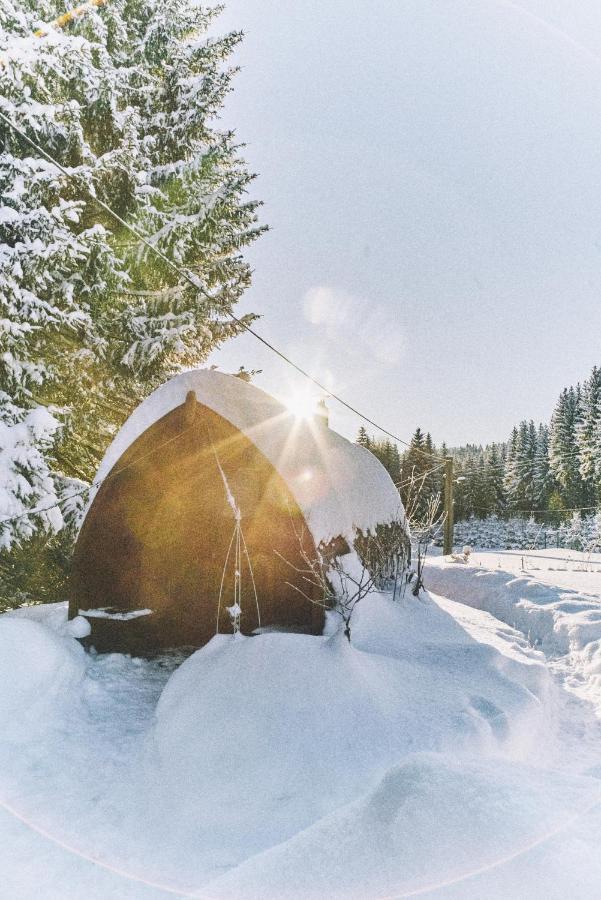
<box><xmin>3</xmin><ymin>564</ymin><xmax>601</xmax><ymax>898</ymax></box>
<box><xmin>427</xmin><ymin>548</ymin><xmax>601</xmax><ymax>713</ymax></box>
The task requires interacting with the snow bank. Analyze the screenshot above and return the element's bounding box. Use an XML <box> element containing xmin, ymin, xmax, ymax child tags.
<box><xmin>0</xmin><ymin>585</ymin><xmax>588</xmax><ymax>899</ymax></box>
<box><xmin>0</xmin><ymin>617</ymin><xmax>86</xmax><ymax>742</ymax></box>
<box><xmin>206</xmin><ymin>753</ymin><xmax>600</xmax><ymax>900</ymax></box>
<box><xmin>84</xmin><ymin>368</ymin><xmax>405</xmax><ymax>546</ymax></box>
<box><xmin>426</xmin><ymin>551</ymin><xmax>601</xmax><ymax>713</ymax></box>
<box><xmin>5</xmin><ymin>600</ymin><xmax>69</xmax><ymax>632</ymax></box>
<box><xmin>150</xmin><ymin>590</ymin><xmax>555</xmax><ymax>881</ymax></box>
<box><xmin>6</xmin><ymin>600</ymin><xmax>91</xmax><ymax>638</ymax></box>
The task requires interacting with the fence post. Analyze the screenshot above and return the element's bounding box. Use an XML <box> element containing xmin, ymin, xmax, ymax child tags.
<box><xmin>443</xmin><ymin>457</ymin><xmax>454</xmax><ymax>556</ymax></box>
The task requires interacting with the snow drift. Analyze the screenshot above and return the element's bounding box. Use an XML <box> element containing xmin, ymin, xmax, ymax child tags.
<box><xmin>1</xmin><ymin>587</ymin><xmax>589</xmax><ymax>900</ymax></box>
<box><xmin>0</xmin><ymin>616</ymin><xmax>85</xmax><ymax>742</ymax></box>
<box><xmin>148</xmin><ymin>589</ymin><xmax>556</xmax><ymax>888</ymax></box>
<box><xmin>426</xmin><ymin>550</ymin><xmax>601</xmax><ymax>715</ymax></box>
<box><xmin>206</xmin><ymin>753</ymin><xmax>600</xmax><ymax>900</ymax></box>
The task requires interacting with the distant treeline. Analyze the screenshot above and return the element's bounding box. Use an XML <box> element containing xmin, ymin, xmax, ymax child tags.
<box><xmin>356</xmin><ymin>363</ymin><xmax>601</xmax><ymax>522</ymax></box>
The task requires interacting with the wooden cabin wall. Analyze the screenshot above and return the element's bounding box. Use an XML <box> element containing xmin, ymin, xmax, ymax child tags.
<box><xmin>71</xmin><ymin>400</ymin><xmax>324</xmax><ymax>652</ymax></box>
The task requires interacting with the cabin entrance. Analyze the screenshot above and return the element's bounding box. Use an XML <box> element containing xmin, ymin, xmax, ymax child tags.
<box><xmin>70</xmin><ymin>397</ymin><xmax>324</xmax><ymax>653</ymax></box>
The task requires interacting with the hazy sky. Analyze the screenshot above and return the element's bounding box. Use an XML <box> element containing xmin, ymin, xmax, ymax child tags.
<box><xmin>209</xmin><ymin>1</ymin><xmax>601</xmax><ymax>446</ymax></box>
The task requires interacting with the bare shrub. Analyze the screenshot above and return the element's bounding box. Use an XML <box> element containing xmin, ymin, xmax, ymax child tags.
<box><xmin>401</xmin><ymin>467</ymin><xmax>444</xmax><ymax>597</ymax></box>
<box><xmin>278</xmin><ymin>517</ymin><xmax>410</xmax><ymax>642</ymax></box>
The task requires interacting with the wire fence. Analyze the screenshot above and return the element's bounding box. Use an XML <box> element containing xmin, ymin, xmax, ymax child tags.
<box><xmin>452</xmin><ymin>512</ymin><xmax>601</xmax><ymax>553</ymax></box>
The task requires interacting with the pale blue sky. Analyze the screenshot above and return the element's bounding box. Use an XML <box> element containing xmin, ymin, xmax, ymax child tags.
<box><xmin>209</xmin><ymin>1</ymin><xmax>601</xmax><ymax>446</ymax></box>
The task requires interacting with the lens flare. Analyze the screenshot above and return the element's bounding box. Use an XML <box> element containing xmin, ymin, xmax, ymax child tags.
<box><xmin>284</xmin><ymin>389</ymin><xmax>318</xmax><ymax>421</ymax></box>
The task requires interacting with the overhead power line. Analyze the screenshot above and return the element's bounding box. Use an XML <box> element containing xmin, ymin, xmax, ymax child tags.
<box><xmin>0</xmin><ymin>110</ymin><xmax>448</xmax><ymax>463</ymax></box>
<box><xmin>1</xmin><ymin>112</ymin><xmax>596</xmax><ymax>478</ymax></box>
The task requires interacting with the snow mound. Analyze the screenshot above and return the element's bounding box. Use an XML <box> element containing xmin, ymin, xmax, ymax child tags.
<box><xmin>5</xmin><ymin>600</ymin><xmax>69</xmax><ymax>633</ymax></box>
<box><xmin>0</xmin><ymin>617</ymin><xmax>86</xmax><ymax>742</ymax></box>
<box><xmin>65</xmin><ymin>614</ymin><xmax>92</xmax><ymax>638</ymax></box>
<box><xmin>206</xmin><ymin>753</ymin><xmax>600</xmax><ymax>900</ymax></box>
<box><xmin>6</xmin><ymin>601</ymin><xmax>91</xmax><ymax>638</ymax></box>
<box><xmin>0</xmin><ymin>589</ymin><xmax>576</xmax><ymax>898</ymax></box>
<box><xmin>151</xmin><ymin>592</ymin><xmax>555</xmax><ymax>870</ymax></box>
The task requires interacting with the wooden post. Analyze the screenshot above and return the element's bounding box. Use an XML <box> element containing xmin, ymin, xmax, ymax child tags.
<box><xmin>443</xmin><ymin>457</ymin><xmax>454</xmax><ymax>556</ymax></box>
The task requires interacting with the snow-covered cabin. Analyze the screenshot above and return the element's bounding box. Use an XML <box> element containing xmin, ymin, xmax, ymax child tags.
<box><xmin>70</xmin><ymin>369</ymin><xmax>409</xmax><ymax>652</ymax></box>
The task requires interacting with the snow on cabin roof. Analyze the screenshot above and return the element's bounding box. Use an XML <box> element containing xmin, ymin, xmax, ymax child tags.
<box><xmin>86</xmin><ymin>369</ymin><xmax>407</xmax><ymax>547</ymax></box>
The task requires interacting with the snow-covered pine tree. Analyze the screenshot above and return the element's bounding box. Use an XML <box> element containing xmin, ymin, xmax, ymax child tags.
<box><xmin>0</xmin><ymin>0</ymin><xmax>263</xmax><ymax>554</ymax></box>
<box><xmin>486</xmin><ymin>442</ymin><xmax>506</xmax><ymax>515</ymax></box>
<box><xmin>577</xmin><ymin>367</ymin><xmax>601</xmax><ymax>504</ymax></box>
<box><xmin>565</xmin><ymin>511</ymin><xmax>585</xmax><ymax>551</ymax></box>
<box><xmin>399</xmin><ymin>428</ymin><xmax>425</xmax><ymax>483</ymax></box>
<box><xmin>474</xmin><ymin>446</ymin><xmax>495</xmax><ymax>517</ymax></box>
<box><xmin>549</xmin><ymin>387</ymin><xmax>583</xmax><ymax>509</ymax></box>
<box><xmin>455</xmin><ymin>442</ymin><xmax>505</xmax><ymax>521</ymax></box>
<box><xmin>503</xmin><ymin>426</ymin><xmax>520</xmax><ymax>512</ymax></box>
<box><xmin>0</xmin><ymin>3</ymin><xmax>125</xmax><ymax>544</ymax></box>
<box><xmin>523</xmin><ymin>515</ymin><xmax>540</xmax><ymax>549</ymax></box>
<box><xmin>533</xmin><ymin>423</ymin><xmax>552</xmax><ymax>510</ymax></box>
<box><xmin>399</xmin><ymin>428</ymin><xmax>434</xmax><ymax>519</ymax></box>
<box><xmin>451</xmin><ymin>446</ymin><xmax>477</xmax><ymax>520</ymax></box>
<box><xmin>484</xmin><ymin>513</ymin><xmax>503</xmax><ymax>549</ymax></box>
<box><xmin>422</xmin><ymin>432</ymin><xmax>441</xmax><ymax>502</ymax></box>
<box><xmin>506</xmin><ymin>420</ymin><xmax>537</xmax><ymax>512</ymax></box>
<box><xmin>587</xmin><ymin>510</ymin><xmax>601</xmax><ymax>553</ymax></box>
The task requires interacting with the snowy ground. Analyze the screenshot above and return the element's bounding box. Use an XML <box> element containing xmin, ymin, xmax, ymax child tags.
<box><xmin>2</xmin><ymin>565</ymin><xmax>601</xmax><ymax>898</ymax></box>
<box><xmin>427</xmin><ymin>548</ymin><xmax>601</xmax><ymax>713</ymax></box>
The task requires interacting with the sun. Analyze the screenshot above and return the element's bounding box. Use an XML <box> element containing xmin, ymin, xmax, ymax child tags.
<box><xmin>284</xmin><ymin>388</ymin><xmax>319</xmax><ymax>421</ymax></box>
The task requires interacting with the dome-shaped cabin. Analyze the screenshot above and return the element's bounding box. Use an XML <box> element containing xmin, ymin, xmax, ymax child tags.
<box><xmin>70</xmin><ymin>370</ymin><xmax>408</xmax><ymax>653</ymax></box>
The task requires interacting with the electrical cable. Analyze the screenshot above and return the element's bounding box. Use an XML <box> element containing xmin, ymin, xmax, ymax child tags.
<box><xmin>0</xmin><ymin>109</ymin><xmax>448</xmax><ymax>463</ymax></box>
<box><xmin>1</xmin><ymin>111</ymin><xmax>598</xmax><ymax>507</ymax></box>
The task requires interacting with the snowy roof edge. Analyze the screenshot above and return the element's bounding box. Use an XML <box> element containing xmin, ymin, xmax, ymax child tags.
<box><xmin>84</xmin><ymin>369</ymin><xmax>407</xmax><ymax>547</ymax></box>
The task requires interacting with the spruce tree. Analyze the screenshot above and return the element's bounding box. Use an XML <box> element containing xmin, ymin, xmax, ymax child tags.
<box><xmin>356</xmin><ymin>426</ymin><xmax>371</xmax><ymax>449</ymax></box>
<box><xmin>516</xmin><ymin>420</ymin><xmax>538</xmax><ymax>511</ymax></box>
<box><xmin>576</xmin><ymin>367</ymin><xmax>601</xmax><ymax>503</ymax></box>
<box><xmin>0</xmin><ymin>0</ymin><xmax>263</xmax><ymax>550</ymax></box>
<box><xmin>486</xmin><ymin>443</ymin><xmax>506</xmax><ymax>515</ymax></box>
<box><xmin>503</xmin><ymin>426</ymin><xmax>520</xmax><ymax>511</ymax></box>
<box><xmin>367</xmin><ymin>438</ymin><xmax>401</xmax><ymax>483</ymax></box>
<box><xmin>0</xmin><ymin>4</ymin><xmax>124</xmax><ymax>543</ymax></box>
<box><xmin>423</xmin><ymin>433</ymin><xmax>441</xmax><ymax>505</ymax></box>
<box><xmin>510</xmin><ymin>420</ymin><xmax>537</xmax><ymax>512</ymax></box>
<box><xmin>565</xmin><ymin>511</ymin><xmax>585</xmax><ymax>550</ymax></box>
<box><xmin>399</xmin><ymin>428</ymin><xmax>428</xmax><ymax>517</ymax></box>
<box><xmin>533</xmin><ymin>424</ymin><xmax>552</xmax><ymax>510</ymax></box>
<box><xmin>549</xmin><ymin>387</ymin><xmax>582</xmax><ymax>509</ymax></box>
<box><xmin>389</xmin><ymin>440</ymin><xmax>401</xmax><ymax>482</ymax></box>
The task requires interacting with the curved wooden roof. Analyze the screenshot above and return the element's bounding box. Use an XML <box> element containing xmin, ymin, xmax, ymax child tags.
<box><xmin>84</xmin><ymin>369</ymin><xmax>407</xmax><ymax>548</ymax></box>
